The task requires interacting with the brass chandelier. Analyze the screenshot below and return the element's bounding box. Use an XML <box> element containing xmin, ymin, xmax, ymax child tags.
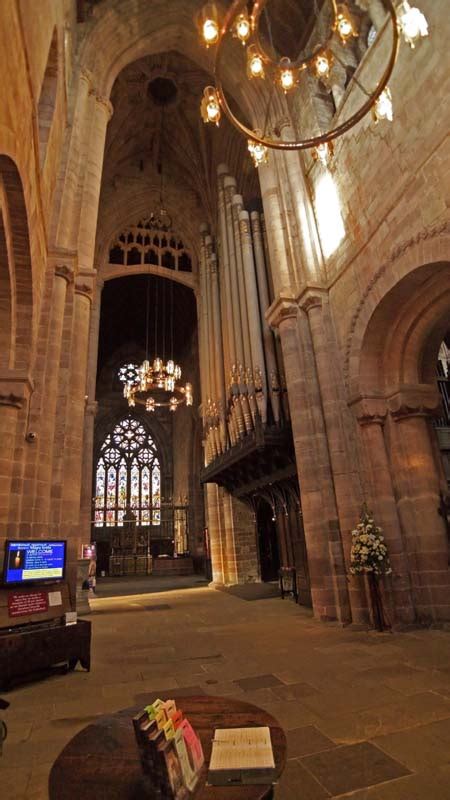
<box><xmin>197</xmin><ymin>0</ymin><xmax>429</xmax><ymax>164</ymax></box>
<box><xmin>124</xmin><ymin>278</ymin><xmax>193</xmax><ymax>413</ymax></box>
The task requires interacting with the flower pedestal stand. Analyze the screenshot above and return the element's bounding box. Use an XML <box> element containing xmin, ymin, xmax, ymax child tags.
<box><xmin>366</xmin><ymin>573</ymin><xmax>386</xmax><ymax>632</ymax></box>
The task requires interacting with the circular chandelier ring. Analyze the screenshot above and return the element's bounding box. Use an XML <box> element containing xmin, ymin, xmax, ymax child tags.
<box><xmin>214</xmin><ymin>0</ymin><xmax>400</xmax><ymax>150</ymax></box>
<box><xmin>250</xmin><ymin>0</ymin><xmax>338</xmax><ymax>71</ymax></box>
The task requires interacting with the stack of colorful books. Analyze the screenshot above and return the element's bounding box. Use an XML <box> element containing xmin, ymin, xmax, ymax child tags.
<box><xmin>133</xmin><ymin>698</ymin><xmax>204</xmax><ymax>799</ymax></box>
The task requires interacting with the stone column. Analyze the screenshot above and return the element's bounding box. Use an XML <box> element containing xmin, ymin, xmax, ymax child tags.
<box><xmin>79</xmin><ymin>276</ymin><xmax>104</xmax><ymax>539</ymax></box>
<box><xmin>31</xmin><ymin>262</ymin><xmax>74</xmax><ymax>528</ymax></box>
<box><xmin>257</xmin><ymin>162</ymin><xmax>294</xmax><ymax>294</ymax></box>
<box><xmin>205</xmin><ymin>482</ymin><xmax>225</xmax><ymax>586</ymax></box>
<box><xmin>0</xmin><ymin>374</ymin><xmax>33</xmax><ymax>539</ymax></box>
<box><xmin>52</xmin><ymin>69</ymin><xmax>93</xmax><ymax>249</ymax></box>
<box><xmin>351</xmin><ymin>397</ymin><xmax>415</xmax><ymax>625</ymax></box>
<box><xmin>301</xmin><ymin>290</ymin><xmax>367</xmax><ymax>623</ymax></box>
<box><xmin>77</xmin><ymin>93</ymin><xmax>113</xmax><ymax>272</ymax></box>
<box><xmin>58</xmin><ymin>281</ymin><xmax>93</xmax><ymax>597</ymax></box>
<box><xmin>267</xmin><ymin>297</ymin><xmax>351</xmax><ymax>623</ymax></box>
<box><xmin>387</xmin><ymin>386</ymin><xmax>450</xmax><ymax>621</ymax></box>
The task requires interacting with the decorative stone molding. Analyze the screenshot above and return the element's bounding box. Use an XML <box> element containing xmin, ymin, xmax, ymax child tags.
<box><xmin>349</xmin><ymin>395</ymin><xmax>387</xmax><ymax>426</ymax></box>
<box><xmin>0</xmin><ymin>372</ymin><xmax>34</xmax><ymax>409</ymax></box>
<box><xmin>388</xmin><ymin>385</ymin><xmax>443</xmax><ymax>421</ymax></box>
<box><xmin>297</xmin><ymin>286</ymin><xmax>327</xmax><ymax>313</ymax></box>
<box><xmin>79</xmin><ymin>68</ymin><xmax>94</xmax><ymax>89</ymax></box>
<box><xmin>75</xmin><ymin>282</ymin><xmax>93</xmax><ymax>302</ymax></box>
<box><xmin>54</xmin><ymin>264</ymin><xmax>74</xmax><ymax>283</ymax></box>
<box><xmin>92</xmin><ymin>92</ymin><xmax>114</xmax><ymax>120</ymax></box>
<box><xmin>265</xmin><ymin>293</ymin><xmax>298</xmax><ymax>329</ymax></box>
<box><xmin>344</xmin><ymin>221</ymin><xmax>450</xmax><ymax>385</ymax></box>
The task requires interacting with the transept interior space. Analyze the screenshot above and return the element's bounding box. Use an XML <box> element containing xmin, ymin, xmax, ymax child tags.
<box><xmin>0</xmin><ymin>0</ymin><xmax>449</xmax><ymax>798</ymax></box>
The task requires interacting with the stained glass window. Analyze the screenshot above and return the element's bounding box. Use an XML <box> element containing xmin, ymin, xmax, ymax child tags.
<box><xmin>94</xmin><ymin>415</ymin><xmax>161</xmax><ymax>527</ymax></box>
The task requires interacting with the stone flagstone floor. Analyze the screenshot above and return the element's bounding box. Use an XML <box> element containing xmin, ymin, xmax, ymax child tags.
<box><xmin>2</xmin><ymin>583</ymin><xmax>450</xmax><ymax>799</ymax></box>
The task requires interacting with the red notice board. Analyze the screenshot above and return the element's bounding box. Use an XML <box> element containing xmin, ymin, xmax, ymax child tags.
<box><xmin>8</xmin><ymin>591</ymin><xmax>48</xmax><ymax>617</ymax></box>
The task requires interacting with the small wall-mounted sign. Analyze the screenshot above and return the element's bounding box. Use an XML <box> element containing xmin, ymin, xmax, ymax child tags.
<box><xmin>8</xmin><ymin>591</ymin><xmax>48</xmax><ymax>617</ymax></box>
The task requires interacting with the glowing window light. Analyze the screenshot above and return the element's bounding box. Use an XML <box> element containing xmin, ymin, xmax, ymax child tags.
<box><xmin>314</xmin><ymin>172</ymin><xmax>345</xmax><ymax>257</ymax></box>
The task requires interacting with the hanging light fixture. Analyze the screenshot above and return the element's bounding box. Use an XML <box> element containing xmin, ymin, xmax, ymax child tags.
<box><xmin>247</xmin><ymin>45</ymin><xmax>265</xmax><ymax>79</ymax></box>
<box><xmin>197</xmin><ymin>2</ymin><xmax>221</xmax><ymax>46</ymax></box>
<box><xmin>197</xmin><ymin>0</ymin><xmax>407</xmax><ymax>155</ymax></box>
<box><xmin>312</xmin><ymin>141</ymin><xmax>334</xmax><ymax>167</ymax></box>
<box><xmin>372</xmin><ymin>86</ymin><xmax>394</xmax><ymax>122</ymax></box>
<box><xmin>248</xmin><ymin>135</ymin><xmax>269</xmax><ymax>167</ymax></box>
<box><xmin>311</xmin><ymin>50</ymin><xmax>333</xmax><ymax>81</ymax></box>
<box><xmin>124</xmin><ymin>278</ymin><xmax>193</xmax><ymax>413</ymax></box>
<box><xmin>200</xmin><ymin>85</ymin><xmax>221</xmax><ymax>125</ymax></box>
<box><xmin>397</xmin><ymin>1</ymin><xmax>429</xmax><ymax>48</ymax></box>
<box><xmin>335</xmin><ymin>3</ymin><xmax>358</xmax><ymax>43</ymax></box>
<box><xmin>124</xmin><ymin>130</ymin><xmax>192</xmax><ymax>414</ymax></box>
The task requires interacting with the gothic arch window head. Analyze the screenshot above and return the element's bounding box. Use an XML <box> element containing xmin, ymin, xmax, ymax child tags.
<box><xmin>94</xmin><ymin>416</ymin><xmax>161</xmax><ymax>527</ymax></box>
<box><xmin>109</xmin><ymin>218</ymin><xmax>192</xmax><ymax>273</ymax></box>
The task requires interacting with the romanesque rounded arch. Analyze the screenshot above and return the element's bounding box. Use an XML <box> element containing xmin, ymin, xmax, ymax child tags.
<box><xmin>345</xmin><ymin>223</ymin><xmax>450</xmax><ymax>397</ymax></box>
<box><xmin>0</xmin><ymin>155</ymin><xmax>34</xmax><ymax>371</ymax></box>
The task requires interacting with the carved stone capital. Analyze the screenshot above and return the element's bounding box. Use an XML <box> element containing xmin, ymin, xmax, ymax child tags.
<box><xmin>47</xmin><ymin>248</ymin><xmax>77</xmax><ymax>273</ymax></box>
<box><xmin>93</xmin><ymin>93</ymin><xmax>114</xmax><ymax>120</ymax></box>
<box><xmin>54</xmin><ymin>264</ymin><xmax>74</xmax><ymax>283</ymax></box>
<box><xmin>297</xmin><ymin>286</ymin><xmax>327</xmax><ymax>313</ymax></box>
<box><xmin>349</xmin><ymin>395</ymin><xmax>387</xmax><ymax>426</ymax></box>
<box><xmin>0</xmin><ymin>371</ymin><xmax>34</xmax><ymax>409</ymax></box>
<box><xmin>266</xmin><ymin>293</ymin><xmax>298</xmax><ymax>329</ymax></box>
<box><xmin>79</xmin><ymin>68</ymin><xmax>94</xmax><ymax>88</ymax></box>
<box><xmin>75</xmin><ymin>282</ymin><xmax>93</xmax><ymax>302</ymax></box>
<box><xmin>388</xmin><ymin>385</ymin><xmax>443</xmax><ymax>421</ymax></box>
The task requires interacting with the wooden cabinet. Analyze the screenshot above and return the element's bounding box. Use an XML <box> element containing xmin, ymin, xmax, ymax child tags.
<box><xmin>0</xmin><ymin>619</ymin><xmax>91</xmax><ymax>691</ymax></box>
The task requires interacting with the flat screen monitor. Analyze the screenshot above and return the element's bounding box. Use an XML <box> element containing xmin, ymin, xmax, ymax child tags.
<box><xmin>2</xmin><ymin>539</ymin><xmax>67</xmax><ymax>586</ymax></box>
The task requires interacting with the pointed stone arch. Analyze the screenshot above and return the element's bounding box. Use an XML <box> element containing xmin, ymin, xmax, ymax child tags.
<box><xmin>0</xmin><ymin>155</ymin><xmax>34</xmax><ymax>371</ymax></box>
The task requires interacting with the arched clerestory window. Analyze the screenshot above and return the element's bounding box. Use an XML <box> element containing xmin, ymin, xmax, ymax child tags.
<box><xmin>94</xmin><ymin>416</ymin><xmax>161</xmax><ymax>527</ymax></box>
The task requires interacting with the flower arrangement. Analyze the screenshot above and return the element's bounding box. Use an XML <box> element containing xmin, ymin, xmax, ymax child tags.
<box><xmin>350</xmin><ymin>505</ymin><xmax>392</xmax><ymax>577</ymax></box>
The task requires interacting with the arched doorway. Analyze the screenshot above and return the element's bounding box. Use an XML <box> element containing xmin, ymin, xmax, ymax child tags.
<box><xmin>351</xmin><ymin>259</ymin><xmax>450</xmax><ymax>623</ymax></box>
<box><xmin>256</xmin><ymin>499</ymin><xmax>280</xmax><ymax>582</ymax></box>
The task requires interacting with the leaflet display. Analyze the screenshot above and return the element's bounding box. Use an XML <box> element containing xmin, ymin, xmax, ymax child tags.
<box><xmin>3</xmin><ymin>540</ymin><xmax>67</xmax><ymax>585</ymax></box>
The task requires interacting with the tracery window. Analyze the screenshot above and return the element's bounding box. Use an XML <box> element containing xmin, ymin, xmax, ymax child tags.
<box><xmin>109</xmin><ymin>218</ymin><xmax>192</xmax><ymax>272</ymax></box>
<box><xmin>118</xmin><ymin>362</ymin><xmax>140</xmax><ymax>387</ymax></box>
<box><xmin>94</xmin><ymin>416</ymin><xmax>161</xmax><ymax>527</ymax></box>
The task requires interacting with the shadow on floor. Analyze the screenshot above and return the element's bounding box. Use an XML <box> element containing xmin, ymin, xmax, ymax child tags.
<box><xmin>93</xmin><ymin>574</ymin><xmax>209</xmax><ymax>598</ymax></box>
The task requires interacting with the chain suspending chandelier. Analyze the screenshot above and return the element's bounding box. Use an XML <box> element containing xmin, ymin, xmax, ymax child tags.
<box><xmin>123</xmin><ymin>277</ymin><xmax>193</xmax><ymax>413</ymax></box>
<box><xmin>197</xmin><ymin>0</ymin><xmax>429</xmax><ymax>164</ymax></box>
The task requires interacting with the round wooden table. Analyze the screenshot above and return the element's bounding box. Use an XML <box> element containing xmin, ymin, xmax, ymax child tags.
<box><xmin>49</xmin><ymin>695</ymin><xmax>286</xmax><ymax>800</ymax></box>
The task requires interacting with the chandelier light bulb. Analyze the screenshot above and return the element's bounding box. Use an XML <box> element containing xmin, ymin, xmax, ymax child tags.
<box><xmin>312</xmin><ymin>141</ymin><xmax>334</xmax><ymax>167</ymax></box>
<box><xmin>397</xmin><ymin>2</ymin><xmax>428</xmax><ymax>47</ymax></box>
<box><xmin>248</xmin><ymin>138</ymin><xmax>269</xmax><ymax>167</ymax></box>
<box><xmin>167</xmin><ymin>359</ymin><xmax>175</xmax><ymax>375</ymax></box>
<box><xmin>202</xmin><ymin>18</ymin><xmax>219</xmax><ymax>45</ymax></box>
<box><xmin>372</xmin><ymin>87</ymin><xmax>394</xmax><ymax>123</ymax></box>
<box><xmin>234</xmin><ymin>12</ymin><xmax>250</xmax><ymax>44</ymax></box>
<box><xmin>336</xmin><ymin>4</ymin><xmax>357</xmax><ymax>43</ymax></box>
<box><xmin>247</xmin><ymin>46</ymin><xmax>264</xmax><ymax>78</ymax></box>
<box><xmin>201</xmin><ymin>86</ymin><xmax>221</xmax><ymax>125</ymax></box>
<box><xmin>279</xmin><ymin>59</ymin><xmax>296</xmax><ymax>92</ymax></box>
<box><xmin>313</xmin><ymin>52</ymin><xmax>332</xmax><ymax>80</ymax></box>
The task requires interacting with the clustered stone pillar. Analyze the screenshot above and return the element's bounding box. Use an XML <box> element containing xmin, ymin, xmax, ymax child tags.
<box><xmin>387</xmin><ymin>386</ymin><xmax>450</xmax><ymax>621</ymax></box>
